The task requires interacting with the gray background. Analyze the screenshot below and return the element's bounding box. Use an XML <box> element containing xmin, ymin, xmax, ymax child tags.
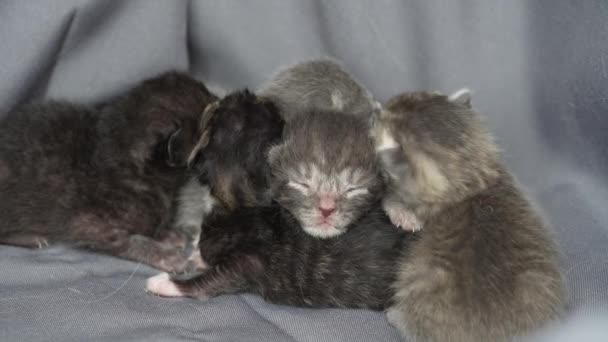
<box><xmin>1</xmin><ymin>1</ymin><xmax>607</xmax><ymax>341</ymax></box>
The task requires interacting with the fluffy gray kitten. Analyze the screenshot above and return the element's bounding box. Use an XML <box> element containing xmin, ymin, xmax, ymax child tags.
<box><xmin>268</xmin><ymin>110</ymin><xmax>384</xmax><ymax>238</ymax></box>
<box><xmin>258</xmin><ymin>58</ymin><xmax>378</xmax><ymax>121</ymax></box>
<box><xmin>370</xmin><ymin>90</ymin><xmax>565</xmax><ymax>342</ymax></box>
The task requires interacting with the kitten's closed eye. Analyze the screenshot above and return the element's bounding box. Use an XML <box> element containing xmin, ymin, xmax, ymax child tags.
<box><xmin>288</xmin><ymin>181</ymin><xmax>309</xmax><ymax>193</ymax></box>
<box><xmin>344</xmin><ymin>187</ymin><xmax>369</xmax><ymax>198</ymax></box>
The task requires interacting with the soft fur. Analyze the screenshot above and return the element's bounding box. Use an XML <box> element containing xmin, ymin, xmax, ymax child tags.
<box><xmin>146</xmin><ymin>90</ymin><xmax>414</xmax><ymax>310</ymax></box>
<box><xmin>258</xmin><ymin>58</ymin><xmax>378</xmax><ymax>121</ymax></box>
<box><xmin>188</xmin><ymin>90</ymin><xmax>285</xmax><ymax>210</ymax></box>
<box><xmin>370</xmin><ymin>91</ymin><xmax>565</xmax><ymax>341</ymax></box>
<box><xmin>148</xmin><ymin>203</ymin><xmax>410</xmax><ymax>310</ymax></box>
<box><xmin>0</xmin><ymin>71</ymin><xmax>217</xmax><ymax>272</ymax></box>
<box><xmin>268</xmin><ymin>110</ymin><xmax>385</xmax><ymax>238</ymax></box>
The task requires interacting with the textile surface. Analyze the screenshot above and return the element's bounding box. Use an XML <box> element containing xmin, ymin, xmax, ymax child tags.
<box><xmin>1</xmin><ymin>1</ymin><xmax>607</xmax><ymax>341</ymax></box>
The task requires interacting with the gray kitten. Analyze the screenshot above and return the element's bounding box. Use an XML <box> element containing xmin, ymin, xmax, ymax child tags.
<box><xmin>258</xmin><ymin>58</ymin><xmax>378</xmax><ymax>121</ymax></box>
<box><xmin>268</xmin><ymin>110</ymin><xmax>384</xmax><ymax>238</ymax></box>
<box><xmin>370</xmin><ymin>91</ymin><xmax>565</xmax><ymax>341</ymax></box>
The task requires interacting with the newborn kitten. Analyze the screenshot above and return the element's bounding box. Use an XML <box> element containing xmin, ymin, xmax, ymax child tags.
<box><xmin>372</xmin><ymin>90</ymin><xmax>472</xmax><ymax>232</ymax></box>
<box><xmin>371</xmin><ymin>91</ymin><xmax>565</xmax><ymax>342</ymax></box>
<box><xmin>268</xmin><ymin>110</ymin><xmax>385</xmax><ymax>238</ymax></box>
<box><xmin>0</xmin><ymin>71</ymin><xmax>217</xmax><ymax>272</ymax></box>
<box><xmin>187</xmin><ymin>91</ymin><xmax>285</xmax><ymax>211</ymax></box>
<box><xmin>146</xmin><ymin>91</ymin><xmax>413</xmax><ymax>310</ymax></box>
<box><xmin>258</xmin><ymin>58</ymin><xmax>378</xmax><ymax>121</ymax></box>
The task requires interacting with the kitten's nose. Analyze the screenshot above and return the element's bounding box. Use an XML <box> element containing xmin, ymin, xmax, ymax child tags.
<box><xmin>318</xmin><ymin>195</ymin><xmax>336</xmax><ymax>218</ymax></box>
<box><xmin>319</xmin><ymin>207</ymin><xmax>335</xmax><ymax>218</ymax></box>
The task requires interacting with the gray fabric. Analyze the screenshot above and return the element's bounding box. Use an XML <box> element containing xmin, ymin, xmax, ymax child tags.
<box><xmin>1</xmin><ymin>0</ymin><xmax>607</xmax><ymax>341</ymax></box>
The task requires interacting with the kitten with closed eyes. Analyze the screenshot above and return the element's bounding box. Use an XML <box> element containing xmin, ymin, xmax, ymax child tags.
<box><xmin>258</xmin><ymin>58</ymin><xmax>379</xmax><ymax>121</ymax></box>
<box><xmin>146</xmin><ymin>90</ymin><xmax>413</xmax><ymax>310</ymax></box>
<box><xmin>371</xmin><ymin>90</ymin><xmax>564</xmax><ymax>342</ymax></box>
<box><xmin>0</xmin><ymin>71</ymin><xmax>217</xmax><ymax>272</ymax></box>
<box><xmin>268</xmin><ymin>109</ymin><xmax>385</xmax><ymax>238</ymax></box>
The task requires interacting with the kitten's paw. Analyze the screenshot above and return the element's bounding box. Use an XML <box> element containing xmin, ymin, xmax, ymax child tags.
<box><xmin>384</xmin><ymin>203</ymin><xmax>422</xmax><ymax>232</ymax></box>
<box><xmin>385</xmin><ymin>307</ymin><xmax>403</xmax><ymax>327</ymax></box>
<box><xmin>146</xmin><ymin>273</ymin><xmax>185</xmax><ymax>297</ymax></box>
<box><xmin>36</xmin><ymin>238</ymin><xmax>49</xmax><ymax>249</ymax></box>
<box><xmin>385</xmin><ymin>307</ymin><xmax>411</xmax><ymax>338</ymax></box>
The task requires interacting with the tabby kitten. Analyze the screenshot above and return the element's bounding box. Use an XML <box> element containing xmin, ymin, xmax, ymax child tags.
<box><xmin>370</xmin><ymin>90</ymin><xmax>565</xmax><ymax>342</ymax></box>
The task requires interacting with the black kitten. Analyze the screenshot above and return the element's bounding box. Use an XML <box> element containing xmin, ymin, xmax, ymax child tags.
<box><xmin>0</xmin><ymin>71</ymin><xmax>217</xmax><ymax>272</ymax></box>
<box><xmin>146</xmin><ymin>90</ymin><xmax>414</xmax><ymax>310</ymax></box>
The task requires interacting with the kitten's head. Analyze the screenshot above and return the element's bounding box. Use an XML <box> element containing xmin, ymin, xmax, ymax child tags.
<box><xmin>108</xmin><ymin>71</ymin><xmax>218</xmax><ymax>169</ymax></box>
<box><xmin>370</xmin><ymin>89</ymin><xmax>500</xmax><ymax>205</ymax></box>
<box><xmin>269</xmin><ymin>110</ymin><xmax>384</xmax><ymax>238</ymax></box>
<box><xmin>188</xmin><ymin>90</ymin><xmax>284</xmax><ymax>210</ymax></box>
<box><xmin>258</xmin><ymin>58</ymin><xmax>375</xmax><ymax>120</ymax></box>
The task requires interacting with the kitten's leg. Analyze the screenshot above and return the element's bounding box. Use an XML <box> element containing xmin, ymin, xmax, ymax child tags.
<box><xmin>152</xmin><ymin>229</ymin><xmax>207</xmax><ymax>273</ymax></box>
<box><xmin>383</xmin><ymin>197</ymin><xmax>422</xmax><ymax>232</ymax></box>
<box><xmin>155</xmin><ymin>229</ymin><xmax>190</xmax><ymax>251</ymax></box>
<box><xmin>69</xmin><ymin>212</ymin><xmax>200</xmax><ymax>272</ymax></box>
<box><xmin>119</xmin><ymin>234</ymin><xmax>206</xmax><ymax>273</ymax></box>
<box><xmin>375</xmin><ymin>148</ymin><xmax>423</xmax><ymax>232</ymax></box>
<box><xmin>0</xmin><ymin>234</ymin><xmax>50</xmax><ymax>248</ymax></box>
<box><xmin>146</xmin><ymin>255</ymin><xmax>261</xmax><ymax>300</ymax></box>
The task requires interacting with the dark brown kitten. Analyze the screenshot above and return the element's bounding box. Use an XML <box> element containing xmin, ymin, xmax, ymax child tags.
<box><xmin>371</xmin><ymin>90</ymin><xmax>565</xmax><ymax>341</ymax></box>
<box><xmin>0</xmin><ymin>71</ymin><xmax>217</xmax><ymax>272</ymax></box>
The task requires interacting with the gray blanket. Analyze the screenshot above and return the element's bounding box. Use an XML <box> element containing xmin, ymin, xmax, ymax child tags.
<box><xmin>1</xmin><ymin>1</ymin><xmax>607</xmax><ymax>341</ymax></box>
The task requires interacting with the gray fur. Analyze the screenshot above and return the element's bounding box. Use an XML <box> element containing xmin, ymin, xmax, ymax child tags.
<box><xmin>172</xmin><ymin>177</ymin><xmax>216</xmax><ymax>251</ymax></box>
<box><xmin>269</xmin><ymin>110</ymin><xmax>385</xmax><ymax>238</ymax></box>
<box><xmin>258</xmin><ymin>58</ymin><xmax>377</xmax><ymax>121</ymax></box>
<box><xmin>371</xmin><ymin>91</ymin><xmax>565</xmax><ymax>341</ymax></box>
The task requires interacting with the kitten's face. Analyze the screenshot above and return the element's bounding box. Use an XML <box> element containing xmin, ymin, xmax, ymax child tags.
<box><xmin>370</xmin><ymin>90</ymin><xmax>500</xmax><ymax>205</ymax></box>
<box><xmin>270</xmin><ymin>111</ymin><xmax>383</xmax><ymax>238</ymax></box>
<box><xmin>279</xmin><ymin>164</ymin><xmax>379</xmax><ymax>238</ymax></box>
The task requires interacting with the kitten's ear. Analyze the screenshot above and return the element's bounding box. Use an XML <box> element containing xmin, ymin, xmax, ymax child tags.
<box><xmin>187</xmin><ymin>129</ymin><xmax>210</xmax><ymax>169</ymax></box>
<box><xmin>448</xmin><ymin>88</ymin><xmax>472</xmax><ymax>108</ymax></box>
<box><xmin>187</xmin><ymin>101</ymin><xmax>219</xmax><ymax>168</ymax></box>
<box><xmin>166</xmin><ymin>126</ymin><xmax>184</xmax><ymax>167</ymax></box>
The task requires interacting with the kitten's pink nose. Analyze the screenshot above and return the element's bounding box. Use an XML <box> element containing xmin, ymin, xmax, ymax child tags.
<box><xmin>320</xmin><ymin>207</ymin><xmax>335</xmax><ymax>218</ymax></box>
<box><xmin>318</xmin><ymin>195</ymin><xmax>336</xmax><ymax>218</ymax></box>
